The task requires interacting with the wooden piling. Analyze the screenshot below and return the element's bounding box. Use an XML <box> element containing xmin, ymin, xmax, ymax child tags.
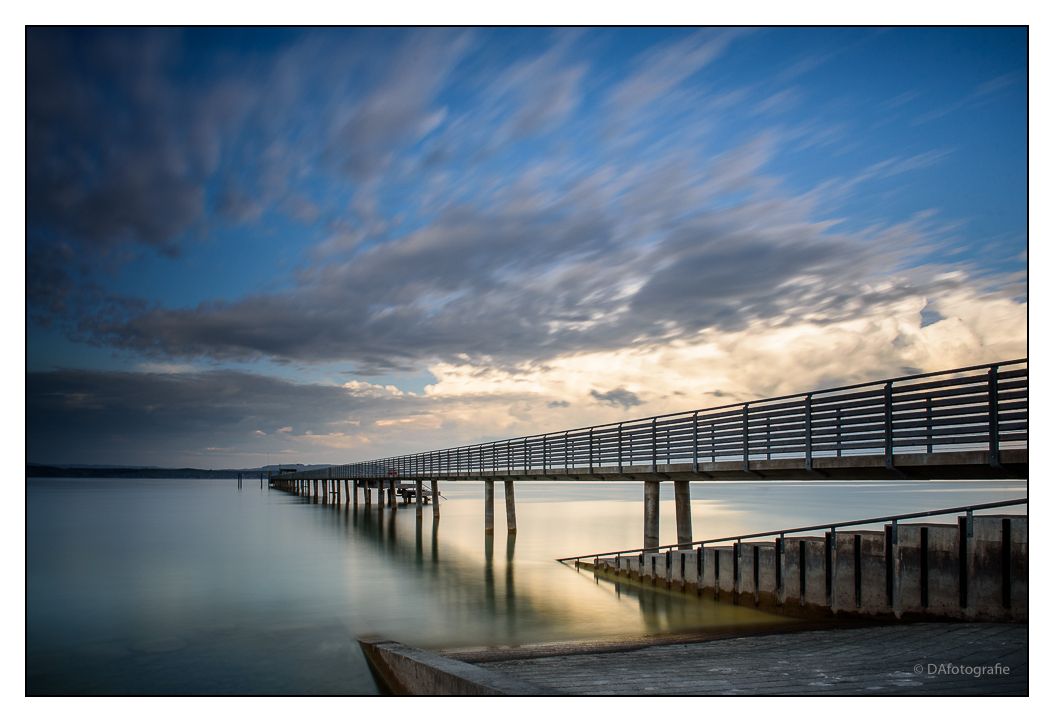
<box><xmin>416</xmin><ymin>479</ymin><xmax>423</xmax><ymax>518</ymax></box>
<box><xmin>432</xmin><ymin>480</ymin><xmax>440</xmax><ymax>519</ymax></box>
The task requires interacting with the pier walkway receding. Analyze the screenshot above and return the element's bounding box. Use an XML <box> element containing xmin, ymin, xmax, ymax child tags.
<box><xmin>274</xmin><ymin>359</ymin><xmax>1027</xmax><ymax>484</ymax></box>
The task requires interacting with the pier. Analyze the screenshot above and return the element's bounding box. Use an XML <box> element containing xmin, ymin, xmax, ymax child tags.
<box><xmin>270</xmin><ymin>359</ymin><xmax>1027</xmax><ymax>546</ymax></box>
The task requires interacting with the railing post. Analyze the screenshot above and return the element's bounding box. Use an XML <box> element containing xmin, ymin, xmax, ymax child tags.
<box><xmin>989</xmin><ymin>365</ymin><xmax>1001</xmax><ymax>469</ymax></box>
<box><xmin>692</xmin><ymin>411</ymin><xmax>699</xmax><ymax>473</ymax></box>
<box><xmin>618</xmin><ymin>423</ymin><xmax>624</xmax><ymax>473</ymax></box>
<box><xmin>742</xmin><ymin>403</ymin><xmax>750</xmax><ymax>474</ymax></box>
<box><xmin>926</xmin><ymin>396</ymin><xmax>934</xmax><ymax>453</ymax></box>
<box><xmin>766</xmin><ymin>416</ymin><xmax>771</xmax><ymax>460</ymax></box>
<box><xmin>805</xmin><ymin>394</ymin><xmax>813</xmax><ymax>473</ymax></box>
<box><xmin>836</xmin><ymin>407</ymin><xmax>842</xmax><ymax>457</ymax></box>
<box><xmin>651</xmin><ymin>418</ymin><xmax>657</xmax><ymax>473</ymax></box>
<box><xmin>884</xmin><ymin>381</ymin><xmax>895</xmax><ymax>472</ymax></box>
<box><xmin>564</xmin><ymin>431</ymin><xmax>570</xmax><ymax>474</ymax></box>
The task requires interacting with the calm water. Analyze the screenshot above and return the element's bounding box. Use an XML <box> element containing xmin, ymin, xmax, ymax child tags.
<box><xmin>26</xmin><ymin>477</ymin><xmax>1025</xmax><ymax>695</ymax></box>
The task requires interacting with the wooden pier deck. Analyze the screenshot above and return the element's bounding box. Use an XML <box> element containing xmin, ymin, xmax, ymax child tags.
<box><xmin>439</xmin><ymin>623</ymin><xmax>1027</xmax><ymax>695</ymax></box>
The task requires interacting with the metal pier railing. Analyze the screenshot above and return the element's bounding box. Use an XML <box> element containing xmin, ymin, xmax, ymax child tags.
<box><xmin>275</xmin><ymin>358</ymin><xmax>1026</xmax><ymax>482</ymax></box>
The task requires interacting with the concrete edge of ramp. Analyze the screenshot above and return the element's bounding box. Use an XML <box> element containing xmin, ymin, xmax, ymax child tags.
<box><xmin>358</xmin><ymin>638</ymin><xmax>555</xmax><ymax>695</ymax></box>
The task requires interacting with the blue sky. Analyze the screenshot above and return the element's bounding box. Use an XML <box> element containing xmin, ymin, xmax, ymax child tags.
<box><xmin>26</xmin><ymin>27</ymin><xmax>1028</xmax><ymax>467</ymax></box>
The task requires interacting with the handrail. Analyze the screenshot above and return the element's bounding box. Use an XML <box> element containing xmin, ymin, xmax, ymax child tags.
<box><xmin>555</xmin><ymin>497</ymin><xmax>1028</xmax><ymax>562</ymax></box>
<box><xmin>274</xmin><ymin>358</ymin><xmax>1027</xmax><ymax>480</ymax></box>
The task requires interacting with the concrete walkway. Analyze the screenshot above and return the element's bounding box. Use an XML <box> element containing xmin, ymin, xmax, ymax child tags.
<box><xmin>450</xmin><ymin>623</ymin><xmax>1026</xmax><ymax>695</ymax></box>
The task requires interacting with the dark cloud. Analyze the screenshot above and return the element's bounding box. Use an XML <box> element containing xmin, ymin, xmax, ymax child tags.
<box><xmin>78</xmin><ymin>181</ymin><xmax>965</xmax><ymax>373</ymax></box>
<box><xmin>25</xmin><ymin>367</ymin><xmax>563</xmax><ymax>466</ymax></box>
<box><xmin>26</xmin><ymin>369</ymin><xmax>403</xmax><ymax>466</ymax></box>
<box><xmin>590</xmin><ymin>388</ymin><xmax>642</xmax><ymax>409</ymax></box>
<box><xmin>25</xmin><ymin>28</ymin><xmax>464</xmax><ymax>326</ymax></box>
<box><xmin>27</xmin><ymin>28</ymin><xmax>211</xmax><ymax>252</ymax></box>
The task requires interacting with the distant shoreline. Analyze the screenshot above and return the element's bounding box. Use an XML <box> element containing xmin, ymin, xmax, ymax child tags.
<box><xmin>27</xmin><ymin>465</ymin><xmax>290</xmax><ymax>479</ymax></box>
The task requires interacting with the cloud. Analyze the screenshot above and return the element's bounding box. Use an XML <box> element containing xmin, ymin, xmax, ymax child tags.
<box><xmin>27</xmin><ymin>29</ymin><xmax>212</xmax><ymax>253</ymax></box>
<box><xmin>28</xmin><ymin>281</ymin><xmax>1024</xmax><ymax>467</ymax></box>
<box><xmin>590</xmin><ymin>388</ymin><xmax>642</xmax><ymax>409</ymax></box>
<box><xmin>609</xmin><ymin>29</ymin><xmax>739</xmax><ymax>112</ymax></box>
<box><xmin>84</xmin><ymin>142</ymin><xmax>986</xmax><ymax>376</ymax></box>
<box><xmin>25</xmin><ymin>369</ymin><xmax>424</xmax><ymax>466</ymax></box>
<box><xmin>323</xmin><ymin>30</ymin><xmax>469</xmax><ymax>180</ymax></box>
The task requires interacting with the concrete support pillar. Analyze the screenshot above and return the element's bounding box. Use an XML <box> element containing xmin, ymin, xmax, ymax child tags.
<box><xmin>504</xmin><ymin>480</ymin><xmax>517</xmax><ymax>533</ymax></box>
<box><xmin>344</xmin><ymin>479</ymin><xmax>349</xmax><ymax>504</ymax></box>
<box><xmin>675</xmin><ymin>480</ymin><xmax>693</xmax><ymax>549</ymax></box>
<box><xmin>353</xmin><ymin>480</ymin><xmax>359</xmax><ymax>505</ymax></box>
<box><xmin>336</xmin><ymin>478</ymin><xmax>342</xmax><ymax>505</ymax></box>
<box><xmin>484</xmin><ymin>479</ymin><xmax>495</xmax><ymax>534</ymax></box>
<box><xmin>389</xmin><ymin>479</ymin><xmax>397</xmax><ymax>509</ymax></box>
<box><xmin>416</xmin><ymin>479</ymin><xmax>424</xmax><ymax>518</ymax></box>
<box><xmin>364</xmin><ymin>483</ymin><xmax>372</xmax><ymax>505</ymax></box>
<box><xmin>432</xmin><ymin>480</ymin><xmax>440</xmax><ymax>519</ymax></box>
<box><xmin>644</xmin><ymin>480</ymin><xmax>660</xmax><ymax>551</ymax></box>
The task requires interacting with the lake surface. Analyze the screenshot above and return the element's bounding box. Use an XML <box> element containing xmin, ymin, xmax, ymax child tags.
<box><xmin>26</xmin><ymin>477</ymin><xmax>1025</xmax><ymax>695</ymax></box>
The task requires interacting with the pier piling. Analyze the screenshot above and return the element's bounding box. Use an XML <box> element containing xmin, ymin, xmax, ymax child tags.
<box><xmin>416</xmin><ymin>480</ymin><xmax>423</xmax><ymax>518</ymax></box>
<box><xmin>674</xmin><ymin>480</ymin><xmax>693</xmax><ymax>549</ymax></box>
<box><xmin>484</xmin><ymin>479</ymin><xmax>495</xmax><ymax>534</ymax></box>
<box><xmin>505</xmin><ymin>480</ymin><xmax>517</xmax><ymax>533</ymax></box>
<box><xmin>644</xmin><ymin>481</ymin><xmax>659</xmax><ymax>551</ymax></box>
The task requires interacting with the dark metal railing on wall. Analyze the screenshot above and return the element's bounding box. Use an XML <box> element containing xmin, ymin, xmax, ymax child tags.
<box><xmin>555</xmin><ymin>497</ymin><xmax>1029</xmax><ymax>562</ymax></box>
<box><xmin>284</xmin><ymin>359</ymin><xmax>1026</xmax><ymax>481</ymax></box>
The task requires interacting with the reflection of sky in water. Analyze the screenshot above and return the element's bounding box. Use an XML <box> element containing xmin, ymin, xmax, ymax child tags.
<box><xmin>26</xmin><ymin>478</ymin><xmax>1024</xmax><ymax>694</ymax></box>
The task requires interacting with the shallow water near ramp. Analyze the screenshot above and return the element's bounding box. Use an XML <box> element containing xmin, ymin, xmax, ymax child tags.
<box><xmin>26</xmin><ymin>477</ymin><xmax>1024</xmax><ymax>694</ymax></box>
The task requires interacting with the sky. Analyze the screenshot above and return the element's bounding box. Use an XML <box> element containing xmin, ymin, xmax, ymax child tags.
<box><xmin>25</xmin><ymin>26</ymin><xmax>1028</xmax><ymax>468</ymax></box>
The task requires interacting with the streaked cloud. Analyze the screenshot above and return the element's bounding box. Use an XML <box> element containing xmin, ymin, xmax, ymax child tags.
<box><xmin>25</xmin><ymin>28</ymin><xmax>1027</xmax><ymax>467</ymax></box>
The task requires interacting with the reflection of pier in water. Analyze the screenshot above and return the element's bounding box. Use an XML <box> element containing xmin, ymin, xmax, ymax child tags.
<box><xmin>328</xmin><ymin>500</ymin><xmax>550</xmax><ymax>644</ymax></box>
<box><xmin>301</xmin><ymin>496</ymin><xmax>775</xmax><ymax>645</ymax></box>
